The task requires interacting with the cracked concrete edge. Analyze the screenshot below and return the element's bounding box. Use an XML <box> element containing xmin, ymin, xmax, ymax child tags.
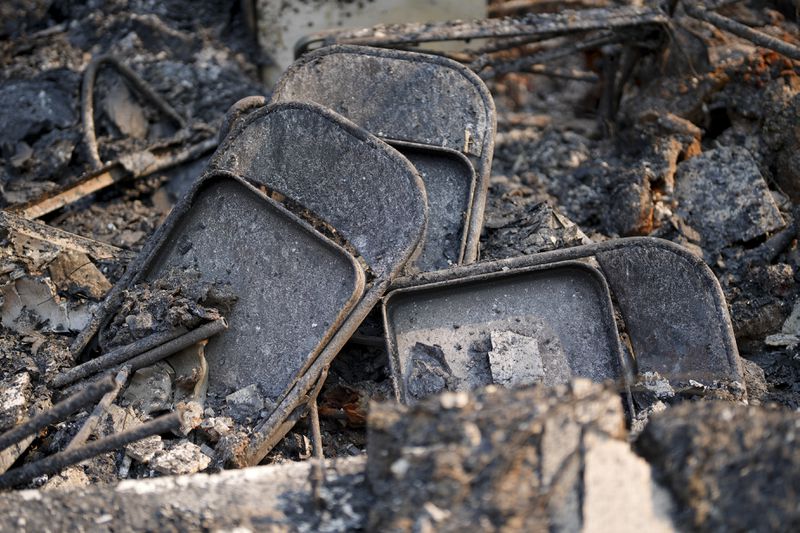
<box><xmin>0</xmin><ymin>456</ymin><xmax>369</xmax><ymax>532</ymax></box>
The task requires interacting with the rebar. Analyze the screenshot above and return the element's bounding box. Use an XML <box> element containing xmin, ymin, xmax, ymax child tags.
<box><xmin>0</xmin><ymin>375</ymin><xmax>115</xmax><ymax>453</ymax></box>
<box><xmin>0</xmin><ymin>411</ymin><xmax>183</xmax><ymax>490</ymax></box>
<box><xmin>307</xmin><ymin>368</ymin><xmax>328</xmax><ymax>504</ymax></box>
<box><xmin>529</xmin><ymin>64</ymin><xmax>599</xmax><ymax>82</ymax></box>
<box><xmin>53</xmin><ymin>327</ymin><xmax>188</xmax><ymax>388</ymax></box>
<box><xmin>121</xmin><ymin>318</ymin><xmax>228</xmax><ymax>373</ymax></box>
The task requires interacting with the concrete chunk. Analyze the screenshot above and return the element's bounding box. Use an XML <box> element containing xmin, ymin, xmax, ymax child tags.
<box><xmin>583</xmin><ymin>432</ymin><xmax>676</xmax><ymax>533</ymax></box>
<box><xmin>42</xmin><ymin>467</ymin><xmax>90</xmax><ymax>492</ymax></box>
<box><xmin>366</xmin><ymin>380</ymin><xmax>646</xmax><ymax>531</ymax></box>
<box><xmin>224</xmin><ymin>384</ymin><xmax>265</xmax><ymax>422</ymax></box>
<box><xmin>0</xmin><ymin>457</ymin><xmax>368</xmax><ymax>531</ymax></box>
<box><xmin>674</xmin><ymin>147</ymin><xmax>785</xmax><ymax>254</ymax></box>
<box><xmin>488</xmin><ymin>330</ymin><xmax>545</xmax><ymax>387</ymax></box>
<box><xmin>150</xmin><ymin>442</ymin><xmax>211</xmax><ymax>476</ymax></box>
<box><xmin>125</xmin><ymin>435</ymin><xmax>164</xmax><ymax>464</ymax></box>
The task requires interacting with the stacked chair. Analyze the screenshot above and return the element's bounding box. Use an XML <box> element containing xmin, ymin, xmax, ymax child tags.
<box><xmin>77</xmin><ymin>46</ymin><xmax>744</xmax><ymax>466</ymax></box>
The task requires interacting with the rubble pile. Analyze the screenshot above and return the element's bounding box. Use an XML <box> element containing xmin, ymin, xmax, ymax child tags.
<box><xmin>366</xmin><ymin>381</ymin><xmax>674</xmax><ymax>532</ymax></box>
<box><xmin>0</xmin><ymin>0</ymin><xmax>799</xmax><ymax>530</ymax></box>
<box><xmin>4</xmin><ymin>381</ymin><xmax>798</xmax><ymax>531</ymax></box>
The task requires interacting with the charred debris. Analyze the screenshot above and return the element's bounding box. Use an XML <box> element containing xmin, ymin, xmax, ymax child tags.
<box><xmin>0</xmin><ymin>0</ymin><xmax>799</xmax><ymax>530</ymax></box>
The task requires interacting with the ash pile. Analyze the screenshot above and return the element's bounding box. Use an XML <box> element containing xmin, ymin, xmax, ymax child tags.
<box><xmin>1</xmin><ymin>0</ymin><xmax>800</xmax><ymax>531</ymax></box>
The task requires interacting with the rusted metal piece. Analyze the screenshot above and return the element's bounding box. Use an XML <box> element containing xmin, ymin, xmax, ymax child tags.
<box><xmin>273</xmin><ymin>46</ymin><xmax>495</xmax><ymax>159</ymax></box>
<box><xmin>384</xmin><ymin>261</ymin><xmax>627</xmax><ymax>403</ymax></box>
<box><xmin>243</xmin><ymin>282</ymin><xmax>396</xmax><ymax>465</ymax></box>
<box><xmin>400</xmin><ymin>147</ymin><xmax>475</xmax><ymax>270</ymax></box>
<box><xmin>59</xmin><ymin>320</ymin><xmax>226</xmax><ymax>397</ymax></box>
<box><xmin>309</xmin><ymin>398</ymin><xmax>324</xmax><ymax>505</ymax></box>
<box><xmin>683</xmin><ymin>2</ymin><xmax>800</xmax><ymax>61</ymax></box>
<box><xmin>72</xmin><ymin>104</ymin><xmax>427</xmax><ymax>466</ymax></box>
<box><xmin>293</xmin><ymin>6</ymin><xmax>668</xmax><ymax>56</ymax></box>
<box><xmin>5</xmin><ymin>54</ymin><xmax>216</xmax><ymax>221</ymax></box>
<box><xmin>488</xmin><ymin>0</ymin><xmax>610</xmax><ymax>17</ymax></box>
<box><xmin>81</xmin><ymin>55</ymin><xmax>186</xmax><ymax>169</ymax></box>
<box><xmin>527</xmin><ymin>64</ymin><xmax>600</xmax><ymax>82</ymax></box>
<box><xmin>0</xmin><ymin>410</ymin><xmax>183</xmax><ymax>490</ymax></box>
<box><xmin>594</xmin><ymin>241</ymin><xmax>740</xmax><ymax>384</ymax></box>
<box><xmin>389</xmin><ymin>237</ymin><xmax>743</xmax><ymax>393</ymax></box>
<box><xmin>258</xmin><ymin>0</ymin><xmax>486</xmax><ymax>82</ymax></box>
<box><xmin>271</xmin><ymin>45</ymin><xmax>496</xmax><ymax>268</ymax></box>
<box><xmin>217</xmin><ymin>104</ymin><xmax>469</xmax><ymax>273</ymax></box>
<box><xmin>307</xmin><ymin>368</ymin><xmax>328</xmax><ymax>505</ymax></box>
<box><xmin>0</xmin><ymin>375</ymin><xmax>116</xmax><ymax>453</ymax></box>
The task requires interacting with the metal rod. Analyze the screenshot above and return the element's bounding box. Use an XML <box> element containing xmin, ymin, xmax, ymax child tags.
<box><xmin>470</xmin><ymin>33</ymin><xmax>556</xmax><ymax>58</ymax></box>
<box><xmin>0</xmin><ymin>411</ymin><xmax>183</xmax><ymax>490</ymax></box>
<box><xmin>307</xmin><ymin>367</ymin><xmax>328</xmax><ymax>504</ymax></box>
<box><xmin>683</xmin><ymin>2</ymin><xmax>800</xmax><ymax>61</ymax></box>
<box><xmin>529</xmin><ymin>64</ymin><xmax>600</xmax><ymax>82</ymax></box>
<box><xmin>469</xmin><ymin>34</ymin><xmax>566</xmax><ymax>71</ymax></box>
<box><xmin>121</xmin><ymin>318</ymin><xmax>228</xmax><ymax>373</ymax></box>
<box><xmin>0</xmin><ymin>376</ymin><xmax>115</xmax><ymax>453</ymax></box>
<box><xmin>295</xmin><ymin>6</ymin><xmax>667</xmax><ymax>56</ymax></box>
<box><xmin>309</xmin><ymin>399</ymin><xmax>325</xmax><ymax>504</ymax></box>
<box><xmin>53</xmin><ymin>327</ymin><xmax>188</xmax><ymax>388</ymax></box>
<box><xmin>479</xmin><ymin>31</ymin><xmax>621</xmax><ymax>78</ymax></box>
<box><xmin>751</xmin><ymin>209</ymin><xmax>799</xmax><ymax>264</ymax></box>
<box><xmin>58</xmin><ymin>319</ymin><xmax>227</xmax><ymax>400</ymax></box>
<box><xmin>65</xmin><ymin>366</ymin><xmax>131</xmax><ymax>451</ymax></box>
